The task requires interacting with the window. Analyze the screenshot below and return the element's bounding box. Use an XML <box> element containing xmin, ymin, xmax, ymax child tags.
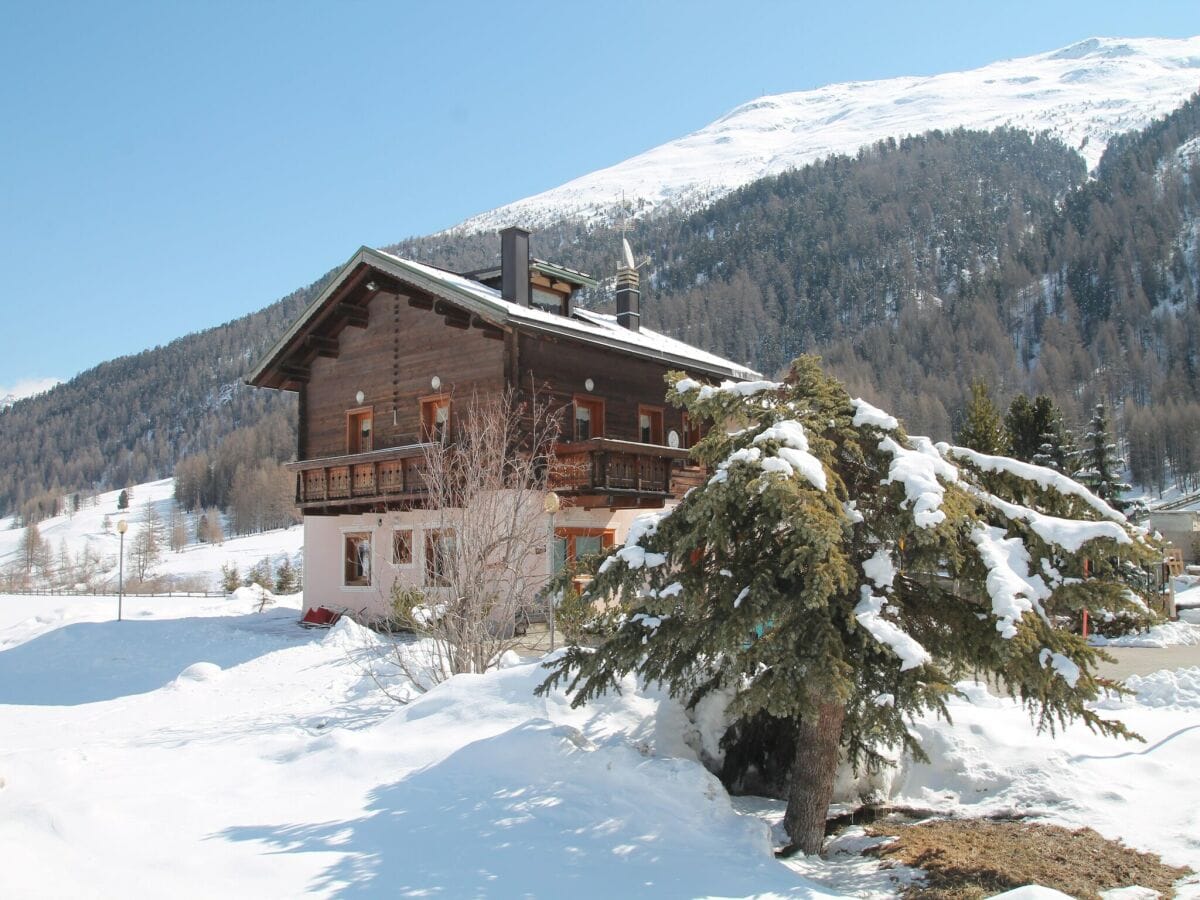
<box><xmin>425</xmin><ymin>528</ymin><xmax>456</xmax><ymax>587</ymax></box>
<box><xmin>420</xmin><ymin>395</ymin><xmax>451</xmax><ymax>443</ymax></box>
<box><xmin>347</xmin><ymin>408</ymin><xmax>373</xmax><ymax>453</ymax></box>
<box><xmin>344</xmin><ymin>532</ymin><xmax>372</xmax><ymax>586</ymax></box>
<box><xmin>682</xmin><ymin>413</ymin><xmax>704</xmax><ymax>449</ymax></box>
<box><xmin>392</xmin><ymin>529</ymin><xmax>413</xmax><ymax>566</ymax></box>
<box><xmin>573</xmin><ymin>396</ymin><xmax>604</xmax><ymax>441</ymax></box>
<box><xmin>551</xmin><ymin>528</ymin><xmax>616</xmax><ymax>575</ymax></box>
<box><xmin>638</xmin><ymin>405</ymin><xmax>664</xmax><ymax>445</ymax></box>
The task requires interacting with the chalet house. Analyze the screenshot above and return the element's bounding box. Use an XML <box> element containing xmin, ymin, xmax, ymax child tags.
<box><xmin>248</xmin><ymin>227</ymin><xmax>756</xmax><ymax>620</ymax></box>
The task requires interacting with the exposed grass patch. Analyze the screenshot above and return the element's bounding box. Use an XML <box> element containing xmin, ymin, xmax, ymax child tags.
<box><xmin>865</xmin><ymin>818</ymin><xmax>1191</xmax><ymax>899</ymax></box>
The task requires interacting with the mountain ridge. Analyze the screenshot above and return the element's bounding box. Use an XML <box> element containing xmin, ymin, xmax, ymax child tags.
<box><xmin>449</xmin><ymin>35</ymin><xmax>1200</xmax><ymax>234</ymax></box>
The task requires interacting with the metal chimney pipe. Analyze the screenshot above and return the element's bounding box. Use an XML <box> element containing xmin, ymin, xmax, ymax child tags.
<box><xmin>500</xmin><ymin>226</ymin><xmax>531</xmax><ymax>306</ymax></box>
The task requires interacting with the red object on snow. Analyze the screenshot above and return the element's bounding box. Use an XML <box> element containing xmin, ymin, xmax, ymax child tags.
<box><xmin>299</xmin><ymin>606</ymin><xmax>342</xmax><ymax>628</ymax></box>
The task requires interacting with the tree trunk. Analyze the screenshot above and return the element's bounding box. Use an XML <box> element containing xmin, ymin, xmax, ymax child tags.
<box><xmin>782</xmin><ymin>701</ymin><xmax>846</xmax><ymax>855</ymax></box>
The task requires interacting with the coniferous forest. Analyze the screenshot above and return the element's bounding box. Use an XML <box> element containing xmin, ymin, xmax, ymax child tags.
<box><xmin>2</xmin><ymin>92</ymin><xmax>1199</xmax><ymax>520</ymax></box>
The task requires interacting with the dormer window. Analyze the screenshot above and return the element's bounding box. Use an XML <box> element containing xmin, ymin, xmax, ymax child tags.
<box><xmin>532</xmin><ymin>287</ymin><xmax>567</xmax><ymax>315</ymax></box>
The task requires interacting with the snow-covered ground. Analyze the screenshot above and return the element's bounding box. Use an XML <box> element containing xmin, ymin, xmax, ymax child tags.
<box><xmin>0</xmin><ymin>478</ymin><xmax>302</xmax><ymax>592</ymax></box>
<box><xmin>453</xmin><ymin>36</ymin><xmax>1200</xmax><ymax>233</ymax></box>
<box><xmin>1</xmin><ymin>592</ymin><xmax>1198</xmax><ymax>897</ymax></box>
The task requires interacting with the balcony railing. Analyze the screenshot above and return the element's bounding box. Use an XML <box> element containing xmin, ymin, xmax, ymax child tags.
<box><xmin>286</xmin><ymin>444</ymin><xmax>431</xmax><ymax>509</ymax></box>
<box><xmin>550</xmin><ymin>438</ymin><xmax>701</xmax><ymax>498</ymax></box>
<box><xmin>288</xmin><ymin>438</ymin><xmax>705</xmax><ymax>511</ymax></box>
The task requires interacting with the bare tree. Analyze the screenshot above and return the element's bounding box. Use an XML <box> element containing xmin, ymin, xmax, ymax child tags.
<box><xmin>168</xmin><ymin>502</ymin><xmax>188</xmax><ymax>553</ymax></box>
<box><xmin>386</xmin><ymin>388</ymin><xmax>561</xmax><ymax>688</ymax></box>
<box><xmin>129</xmin><ymin>501</ymin><xmax>164</xmax><ymax>581</ymax></box>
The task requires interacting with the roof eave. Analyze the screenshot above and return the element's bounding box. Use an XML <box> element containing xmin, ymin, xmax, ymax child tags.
<box><xmin>512</xmin><ymin>317</ymin><xmax>756</xmax><ymax>382</ymax></box>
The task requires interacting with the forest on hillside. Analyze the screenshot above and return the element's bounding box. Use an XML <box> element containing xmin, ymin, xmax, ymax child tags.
<box><xmin>2</xmin><ymin>92</ymin><xmax>1199</xmax><ymax>519</ymax></box>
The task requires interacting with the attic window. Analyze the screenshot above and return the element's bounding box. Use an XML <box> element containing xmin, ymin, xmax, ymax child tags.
<box><xmin>532</xmin><ymin>287</ymin><xmax>566</xmax><ymax>315</ymax></box>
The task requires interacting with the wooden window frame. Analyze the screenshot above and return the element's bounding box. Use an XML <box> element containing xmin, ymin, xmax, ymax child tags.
<box><xmin>343</xmin><ymin>531</ymin><xmax>372</xmax><ymax>587</ymax></box>
<box><xmin>638</xmin><ymin>404</ymin><xmax>665</xmax><ymax>445</ymax></box>
<box><xmin>572</xmin><ymin>395</ymin><xmax>605</xmax><ymax>441</ymax></box>
<box><xmin>346</xmin><ymin>406</ymin><xmax>374</xmax><ymax>454</ymax></box>
<box><xmin>553</xmin><ymin>527</ymin><xmax>616</xmax><ymax>592</ymax></box>
<box><xmin>420</xmin><ymin>394</ymin><xmax>452</xmax><ymax>443</ymax></box>
<box><xmin>392</xmin><ymin>528</ymin><xmax>414</xmax><ymax>567</ymax></box>
<box><xmin>682</xmin><ymin>412</ymin><xmax>705</xmax><ymax>449</ymax></box>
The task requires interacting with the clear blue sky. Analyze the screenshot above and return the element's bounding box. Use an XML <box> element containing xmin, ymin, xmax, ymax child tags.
<box><xmin>2</xmin><ymin>1</ymin><xmax>1198</xmax><ymax>394</ymax></box>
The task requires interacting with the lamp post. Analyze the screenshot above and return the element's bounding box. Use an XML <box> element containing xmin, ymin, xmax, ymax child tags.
<box><xmin>542</xmin><ymin>491</ymin><xmax>561</xmax><ymax>652</ymax></box>
<box><xmin>116</xmin><ymin>519</ymin><xmax>128</xmax><ymax>622</ymax></box>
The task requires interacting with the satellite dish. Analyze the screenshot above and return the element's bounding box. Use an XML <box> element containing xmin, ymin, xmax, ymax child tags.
<box><xmin>621</xmin><ymin>237</ymin><xmax>637</xmax><ymax>270</ymax></box>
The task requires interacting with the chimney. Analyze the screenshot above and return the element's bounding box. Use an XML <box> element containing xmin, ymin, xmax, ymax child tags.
<box><xmin>616</xmin><ymin>265</ymin><xmax>640</xmax><ymax>331</ymax></box>
<box><xmin>500</xmin><ymin>226</ymin><xmax>531</xmax><ymax>306</ymax></box>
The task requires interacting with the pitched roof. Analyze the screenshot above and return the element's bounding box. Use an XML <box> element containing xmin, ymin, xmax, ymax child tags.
<box><xmin>248</xmin><ymin>246</ymin><xmax>759</xmax><ymax>388</ymax></box>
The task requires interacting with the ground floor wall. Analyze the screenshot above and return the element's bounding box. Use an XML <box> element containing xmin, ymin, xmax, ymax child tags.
<box><xmin>302</xmin><ymin>502</ymin><xmax>667</xmax><ymax>622</ymax></box>
<box><xmin>1149</xmin><ymin>513</ymin><xmax>1200</xmax><ymax>564</ymax></box>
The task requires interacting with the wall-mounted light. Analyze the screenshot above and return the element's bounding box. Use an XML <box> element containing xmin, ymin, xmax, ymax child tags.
<box><xmin>431</xmin><ymin>376</ymin><xmax>441</xmax><ymax>391</ymax></box>
<box><xmin>584</xmin><ymin>378</ymin><xmax>595</xmax><ymax>392</ymax></box>
<box><xmin>365</xmin><ymin>280</ymin><xmax>378</xmax><ymax>292</ymax></box>
<box><xmin>355</xmin><ymin>390</ymin><xmax>365</xmax><ymax>405</ymax></box>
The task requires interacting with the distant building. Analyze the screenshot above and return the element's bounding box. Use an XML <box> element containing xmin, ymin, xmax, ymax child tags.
<box><xmin>1148</xmin><ymin>510</ymin><xmax>1200</xmax><ymax>564</ymax></box>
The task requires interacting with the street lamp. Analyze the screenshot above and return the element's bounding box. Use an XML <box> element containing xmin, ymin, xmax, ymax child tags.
<box><xmin>116</xmin><ymin>519</ymin><xmax>128</xmax><ymax>622</ymax></box>
<box><xmin>542</xmin><ymin>491</ymin><xmax>562</xmax><ymax>652</ymax></box>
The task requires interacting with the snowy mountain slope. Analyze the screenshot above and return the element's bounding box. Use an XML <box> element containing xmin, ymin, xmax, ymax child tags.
<box><xmin>452</xmin><ymin>36</ymin><xmax>1200</xmax><ymax>233</ymax></box>
<box><xmin>0</xmin><ymin>478</ymin><xmax>302</xmax><ymax>592</ymax></box>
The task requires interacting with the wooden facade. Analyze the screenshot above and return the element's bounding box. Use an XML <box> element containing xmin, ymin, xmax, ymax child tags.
<box><xmin>250</xmin><ymin>245</ymin><xmax>751</xmax><ymax>516</ymax></box>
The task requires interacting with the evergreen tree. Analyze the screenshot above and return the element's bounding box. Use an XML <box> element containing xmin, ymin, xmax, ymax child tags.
<box><xmin>244</xmin><ymin>558</ymin><xmax>273</xmax><ymax>590</ymax></box>
<box><xmin>117</xmin><ymin>489</ymin><xmax>129</xmax><ymax>511</ymax></box>
<box><xmin>220</xmin><ymin>563</ymin><xmax>241</xmax><ymax>594</ymax></box>
<box><xmin>1006</xmin><ymin>394</ymin><xmax>1060</xmax><ymax>463</ymax></box>
<box><xmin>1074</xmin><ymin>404</ymin><xmax>1132</xmax><ymax>512</ymax></box>
<box><xmin>274</xmin><ymin>555</ymin><xmax>300</xmax><ymax>594</ymax></box>
<box><xmin>540</xmin><ymin>357</ymin><xmax>1156</xmax><ymax>855</ymax></box>
<box><xmin>956</xmin><ymin>381</ymin><xmax>1009</xmax><ymax>454</ymax></box>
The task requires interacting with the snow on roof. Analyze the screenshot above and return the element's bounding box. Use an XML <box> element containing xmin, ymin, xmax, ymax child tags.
<box><xmin>371</xmin><ymin>250</ymin><xmax>760</xmax><ymax>381</ymax></box>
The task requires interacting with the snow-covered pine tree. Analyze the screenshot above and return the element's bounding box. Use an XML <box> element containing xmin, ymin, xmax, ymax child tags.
<box><xmin>1074</xmin><ymin>403</ymin><xmax>1132</xmax><ymax>513</ymax></box>
<box><xmin>956</xmin><ymin>380</ymin><xmax>1008</xmax><ymax>454</ymax></box>
<box><xmin>539</xmin><ymin>356</ymin><xmax>1157</xmax><ymax>856</ymax></box>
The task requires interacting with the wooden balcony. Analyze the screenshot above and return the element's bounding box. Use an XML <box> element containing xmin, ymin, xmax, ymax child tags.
<box><xmin>550</xmin><ymin>438</ymin><xmax>703</xmax><ymax>503</ymax></box>
<box><xmin>286</xmin><ymin>444</ymin><xmax>432</xmax><ymax>512</ymax></box>
<box><xmin>288</xmin><ymin>438</ymin><xmax>706</xmax><ymax>514</ymax></box>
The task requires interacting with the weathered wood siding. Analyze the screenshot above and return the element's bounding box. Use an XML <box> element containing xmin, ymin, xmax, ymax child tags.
<box><xmin>516</xmin><ymin>333</ymin><xmax>689</xmax><ymax>443</ymax></box>
<box><xmin>302</xmin><ymin>290</ymin><xmax>506</xmax><ymax>459</ymax></box>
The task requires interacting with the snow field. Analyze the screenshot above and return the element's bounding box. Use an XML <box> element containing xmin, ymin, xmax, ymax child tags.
<box><xmin>1</xmin><ymin>591</ymin><xmax>1198</xmax><ymax>896</ymax></box>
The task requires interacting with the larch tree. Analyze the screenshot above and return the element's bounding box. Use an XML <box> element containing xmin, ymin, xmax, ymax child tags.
<box><xmin>539</xmin><ymin>357</ymin><xmax>1157</xmax><ymax>856</ymax></box>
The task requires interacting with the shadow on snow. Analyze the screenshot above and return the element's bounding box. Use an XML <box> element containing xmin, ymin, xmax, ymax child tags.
<box><xmin>0</xmin><ymin>608</ymin><xmax>312</xmax><ymax>705</ymax></box>
<box><xmin>217</xmin><ymin>718</ymin><xmax>827</xmax><ymax>898</ymax></box>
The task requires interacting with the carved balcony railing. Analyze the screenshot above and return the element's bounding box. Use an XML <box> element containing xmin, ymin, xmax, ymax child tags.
<box><xmin>288</xmin><ymin>438</ymin><xmax>705</xmax><ymax>512</ymax></box>
<box><xmin>550</xmin><ymin>438</ymin><xmax>702</xmax><ymax>498</ymax></box>
<box><xmin>286</xmin><ymin>444</ymin><xmax>432</xmax><ymax>510</ymax></box>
